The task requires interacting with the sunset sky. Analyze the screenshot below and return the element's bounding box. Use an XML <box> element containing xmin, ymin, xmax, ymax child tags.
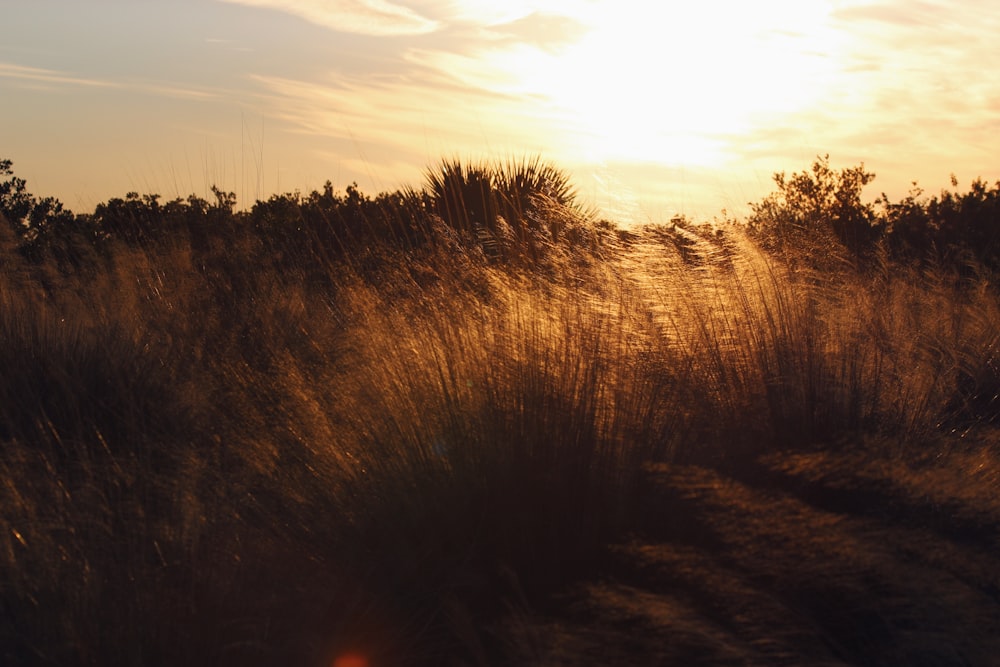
<box><xmin>2</xmin><ymin>0</ymin><xmax>998</xmax><ymax>224</ymax></box>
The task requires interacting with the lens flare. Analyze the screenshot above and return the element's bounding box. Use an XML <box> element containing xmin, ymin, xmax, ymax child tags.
<box><xmin>331</xmin><ymin>652</ymin><xmax>369</xmax><ymax>667</ymax></box>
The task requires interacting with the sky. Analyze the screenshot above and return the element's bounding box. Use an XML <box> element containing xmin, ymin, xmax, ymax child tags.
<box><xmin>1</xmin><ymin>0</ymin><xmax>999</xmax><ymax>225</ymax></box>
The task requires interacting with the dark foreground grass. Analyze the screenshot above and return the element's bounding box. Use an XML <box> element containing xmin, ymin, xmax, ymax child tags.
<box><xmin>2</xmin><ymin>186</ymin><xmax>999</xmax><ymax>665</ymax></box>
<box><xmin>509</xmin><ymin>432</ymin><xmax>1000</xmax><ymax>665</ymax></box>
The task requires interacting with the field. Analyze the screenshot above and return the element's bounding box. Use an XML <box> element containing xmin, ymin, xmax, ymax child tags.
<box><xmin>2</xmin><ymin>157</ymin><xmax>999</xmax><ymax>665</ymax></box>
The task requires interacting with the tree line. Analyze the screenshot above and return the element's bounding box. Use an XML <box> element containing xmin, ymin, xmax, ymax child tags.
<box><xmin>3</xmin><ymin>155</ymin><xmax>1000</xmax><ymax>275</ymax></box>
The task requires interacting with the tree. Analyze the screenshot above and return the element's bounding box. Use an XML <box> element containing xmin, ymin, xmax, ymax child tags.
<box><xmin>0</xmin><ymin>159</ymin><xmax>37</xmax><ymax>233</ymax></box>
<box><xmin>0</xmin><ymin>159</ymin><xmax>83</xmax><ymax>263</ymax></box>
<box><xmin>92</xmin><ymin>192</ymin><xmax>163</xmax><ymax>243</ymax></box>
<box><xmin>879</xmin><ymin>176</ymin><xmax>1000</xmax><ymax>272</ymax></box>
<box><xmin>748</xmin><ymin>155</ymin><xmax>881</xmax><ymax>261</ymax></box>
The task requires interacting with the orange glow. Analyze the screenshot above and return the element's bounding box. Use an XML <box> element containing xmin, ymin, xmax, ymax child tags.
<box><xmin>5</xmin><ymin>0</ymin><xmax>1000</xmax><ymax>226</ymax></box>
<box><xmin>416</xmin><ymin>1</ymin><xmax>844</xmax><ymax>168</ymax></box>
<box><xmin>331</xmin><ymin>652</ymin><xmax>369</xmax><ymax>667</ymax></box>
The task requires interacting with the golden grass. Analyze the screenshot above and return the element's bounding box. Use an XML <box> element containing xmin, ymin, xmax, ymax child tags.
<box><xmin>1</xmin><ymin>199</ymin><xmax>998</xmax><ymax>664</ymax></box>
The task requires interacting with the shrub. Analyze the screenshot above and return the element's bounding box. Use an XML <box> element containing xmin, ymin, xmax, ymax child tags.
<box><xmin>748</xmin><ymin>155</ymin><xmax>881</xmax><ymax>263</ymax></box>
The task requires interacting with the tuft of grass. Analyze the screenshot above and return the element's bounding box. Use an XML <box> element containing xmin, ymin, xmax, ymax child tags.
<box><xmin>424</xmin><ymin>156</ymin><xmax>594</xmax><ymax>265</ymax></box>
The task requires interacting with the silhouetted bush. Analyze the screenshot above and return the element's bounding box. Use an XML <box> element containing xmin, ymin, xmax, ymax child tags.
<box><xmin>879</xmin><ymin>176</ymin><xmax>1000</xmax><ymax>274</ymax></box>
<box><xmin>0</xmin><ymin>160</ymin><xmax>101</xmax><ymax>271</ymax></box>
<box><xmin>748</xmin><ymin>155</ymin><xmax>882</xmax><ymax>265</ymax></box>
<box><xmin>425</xmin><ymin>156</ymin><xmax>591</xmax><ymax>262</ymax></box>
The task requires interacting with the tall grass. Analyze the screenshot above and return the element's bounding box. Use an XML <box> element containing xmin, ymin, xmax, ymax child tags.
<box><xmin>622</xmin><ymin>228</ymin><xmax>1000</xmax><ymax>459</ymax></box>
<box><xmin>2</xmin><ymin>182</ymin><xmax>999</xmax><ymax>665</ymax></box>
<box><xmin>334</xmin><ymin>265</ymin><xmax>659</xmax><ymax>564</ymax></box>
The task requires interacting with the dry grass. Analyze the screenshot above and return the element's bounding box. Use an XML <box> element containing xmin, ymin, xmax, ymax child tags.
<box><xmin>1</xmin><ymin>199</ymin><xmax>998</xmax><ymax>665</ymax></box>
<box><xmin>618</xmin><ymin>229</ymin><xmax>1000</xmax><ymax>459</ymax></box>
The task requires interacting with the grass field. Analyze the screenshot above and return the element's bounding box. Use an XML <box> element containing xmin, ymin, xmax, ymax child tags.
<box><xmin>2</xmin><ymin>159</ymin><xmax>999</xmax><ymax>665</ymax></box>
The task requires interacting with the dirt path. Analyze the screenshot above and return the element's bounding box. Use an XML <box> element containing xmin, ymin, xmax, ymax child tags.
<box><xmin>505</xmin><ymin>438</ymin><xmax>1000</xmax><ymax>666</ymax></box>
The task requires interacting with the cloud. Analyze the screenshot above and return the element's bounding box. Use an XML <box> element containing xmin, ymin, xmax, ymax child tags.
<box><xmin>215</xmin><ymin>0</ymin><xmax>439</xmax><ymax>36</ymax></box>
<box><xmin>832</xmin><ymin>0</ymin><xmax>999</xmax><ymax>52</ymax></box>
<box><xmin>831</xmin><ymin>0</ymin><xmax>949</xmax><ymax>28</ymax></box>
<box><xmin>0</xmin><ymin>63</ymin><xmax>116</xmax><ymax>89</ymax></box>
<box><xmin>435</xmin><ymin>0</ymin><xmax>596</xmax><ymax>27</ymax></box>
<box><xmin>134</xmin><ymin>83</ymin><xmax>221</xmax><ymax>101</ymax></box>
<box><xmin>487</xmin><ymin>12</ymin><xmax>590</xmax><ymax>53</ymax></box>
<box><xmin>248</xmin><ymin>69</ymin><xmax>572</xmax><ymax>171</ymax></box>
<box><xmin>0</xmin><ymin>62</ymin><xmax>223</xmax><ymax>102</ymax></box>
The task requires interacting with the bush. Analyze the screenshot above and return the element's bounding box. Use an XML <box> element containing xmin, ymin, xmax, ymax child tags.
<box><xmin>748</xmin><ymin>155</ymin><xmax>881</xmax><ymax>263</ymax></box>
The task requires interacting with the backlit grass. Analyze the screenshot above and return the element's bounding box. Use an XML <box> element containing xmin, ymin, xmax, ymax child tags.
<box><xmin>2</xmin><ymin>158</ymin><xmax>998</xmax><ymax>665</ymax></box>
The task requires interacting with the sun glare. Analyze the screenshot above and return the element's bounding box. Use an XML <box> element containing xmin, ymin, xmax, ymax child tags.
<box><xmin>484</xmin><ymin>1</ymin><xmax>844</xmax><ymax>167</ymax></box>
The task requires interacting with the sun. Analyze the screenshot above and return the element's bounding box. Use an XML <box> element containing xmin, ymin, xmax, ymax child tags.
<box><xmin>502</xmin><ymin>1</ymin><xmax>844</xmax><ymax>167</ymax></box>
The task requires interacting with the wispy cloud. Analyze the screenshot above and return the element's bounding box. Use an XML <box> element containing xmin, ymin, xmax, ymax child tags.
<box><xmin>250</xmin><ymin>70</ymin><xmax>559</xmax><ymax>154</ymax></box>
<box><xmin>833</xmin><ymin>0</ymin><xmax>1000</xmax><ymax>53</ymax></box>
<box><xmin>215</xmin><ymin>0</ymin><xmax>439</xmax><ymax>36</ymax></box>
<box><xmin>0</xmin><ymin>62</ymin><xmax>223</xmax><ymax>102</ymax></box>
<box><xmin>435</xmin><ymin>0</ymin><xmax>594</xmax><ymax>27</ymax></box>
<box><xmin>831</xmin><ymin>0</ymin><xmax>950</xmax><ymax>28</ymax></box>
<box><xmin>0</xmin><ymin>63</ymin><xmax>116</xmax><ymax>89</ymax></box>
<box><xmin>134</xmin><ymin>82</ymin><xmax>222</xmax><ymax>101</ymax></box>
<box><xmin>485</xmin><ymin>12</ymin><xmax>590</xmax><ymax>53</ymax></box>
